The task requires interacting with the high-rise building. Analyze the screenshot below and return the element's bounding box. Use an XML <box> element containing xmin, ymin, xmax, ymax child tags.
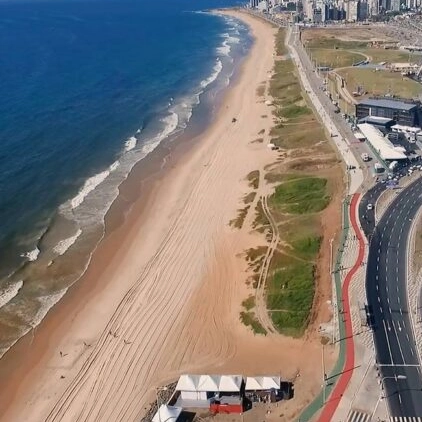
<box><xmin>358</xmin><ymin>0</ymin><xmax>368</xmax><ymax>19</ymax></box>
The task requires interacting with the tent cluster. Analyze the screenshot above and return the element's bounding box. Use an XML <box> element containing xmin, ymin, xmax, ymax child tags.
<box><xmin>176</xmin><ymin>374</ymin><xmax>243</xmax><ymax>393</ymax></box>
<box><xmin>176</xmin><ymin>374</ymin><xmax>281</xmax><ymax>393</ymax></box>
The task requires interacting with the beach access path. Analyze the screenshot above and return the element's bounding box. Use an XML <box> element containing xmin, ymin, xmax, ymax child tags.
<box><xmin>0</xmin><ymin>12</ymin><xmax>326</xmax><ymax>422</ymax></box>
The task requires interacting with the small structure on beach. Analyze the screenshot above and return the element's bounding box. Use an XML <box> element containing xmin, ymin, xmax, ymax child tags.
<box><xmin>174</xmin><ymin>374</ymin><xmax>244</xmax><ymax>414</ymax></box>
<box><xmin>245</xmin><ymin>376</ymin><xmax>280</xmax><ymax>391</ymax></box>
<box><xmin>152</xmin><ymin>404</ymin><xmax>183</xmax><ymax>422</ymax></box>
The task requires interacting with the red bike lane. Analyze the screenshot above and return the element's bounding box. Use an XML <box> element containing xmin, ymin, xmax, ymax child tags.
<box><xmin>317</xmin><ymin>193</ymin><xmax>365</xmax><ymax>422</ymax></box>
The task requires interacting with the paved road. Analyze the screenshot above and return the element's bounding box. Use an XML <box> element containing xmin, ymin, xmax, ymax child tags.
<box><xmin>366</xmin><ymin>177</ymin><xmax>422</xmax><ymax>417</ymax></box>
<box><xmin>359</xmin><ymin>183</ymin><xmax>386</xmax><ymax>237</ymax></box>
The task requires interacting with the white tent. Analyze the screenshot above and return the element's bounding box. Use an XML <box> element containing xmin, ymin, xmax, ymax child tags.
<box><xmin>176</xmin><ymin>374</ymin><xmax>200</xmax><ymax>392</ymax></box>
<box><xmin>245</xmin><ymin>376</ymin><xmax>264</xmax><ymax>391</ymax></box>
<box><xmin>219</xmin><ymin>375</ymin><xmax>242</xmax><ymax>392</ymax></box>
<box><xmin>261</xmin><ymin>376</ymin><xmax>280</xmax><ymax>390</ymax></box>
<box><xmin>245</xmin><ymin>376</ymin><xmax>280</xmax><ymax>391</ymax></box>
<box><xmin>152</xmin><ymin>405</ymin><xmax>182</xmax><ymax>422</ymax></box>
<box><xmin>197</xmin><ymin>375</ymin><xmax>220</xmax><ymax>392</ymax></box>
<box><xmin>176</xmin><ymin>375</ymin><xmax>206</xmax><ymax>401</ymax></box>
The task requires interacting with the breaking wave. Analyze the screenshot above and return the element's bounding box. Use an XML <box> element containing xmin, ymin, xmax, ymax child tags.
<box><xmin>0</xmin><ymin>280</ymin><xmax>23</xmax><ymax>309</ymax></box>
<box><xmin>124</xmin><ymin>136</ymin><xmax>137</xmax><ymax>152</ymax></box>
<box><xmin>21</xmin><ymin>247</ymin><xmax>40</xmax><ymax>262</ymax></box>
<box><xmin>53</xmin><ymin>229</ymin><xmax>82</xmax><ymax>256</ymax></box>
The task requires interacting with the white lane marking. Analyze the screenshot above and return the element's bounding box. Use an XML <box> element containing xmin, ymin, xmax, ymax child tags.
<box><xmin>383</xmin><ymin>319</ymin><xmax>394</xmax><ymax>365</ymax></box>
<box><xmin>392</xmin><ymin>320</ymin><xmax>406</xmax><ymax>364</ymax></box>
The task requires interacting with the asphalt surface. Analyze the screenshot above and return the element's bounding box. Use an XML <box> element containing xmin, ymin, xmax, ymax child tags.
<box><xmin>365</xmin><ymin>177</ymin><xmax>422</xmax><ymax>417</ymax></box>
<box><xmin>359</xmin><ymin>183</ymin><xmax>386</xmax><ymax>237</ymax></box>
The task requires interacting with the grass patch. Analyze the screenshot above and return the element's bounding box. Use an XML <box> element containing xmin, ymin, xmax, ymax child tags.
<box><xmin>306</xmin><ymin>38</ymin><xmax>368</xmax><ymax>50</ymax></box>
<box><xmin>269</xmin><ymin>177</ymin><xmax>330</xmax><ymax>214</ymax></box>
<box><xmin>308</xmin><ymin>48</ymin><xmax>366</xmax><ymax>68</ymax></box>
<box><xmin>291</xmin><ymin>236</ymin><xmax>321</xmax><ymax>261</ymax></box>
<box><xmin>252</xmin><ymin>137</ymin><xmax>264</xmax><ymax>144</ymax></box>
<box><xmin>242</xmin><ymin>295</ymin><xmax>255</xmax><ymax>310</ymax></box>
<box><xmin>256</xmin><ymin>84</ymin><xmax>266</xmax><ymax>97</ymax></box>
<box><xmin>247</xmin><ymin>170</ymin><xmax>260</xmax><ymax>190</ymax></box>
<box><xmin>229</xmin><ymin>206</ymin><xmax>250</xmax><ymax>229</ymax></box>
<box><xmin>361</xmin><ymin>48</ymin><xmax>410</xmax><ymax>64</ymax></box>
<box><xmin>337</xmin><ymin>67</ymin><xmax>422</xmax><ymax>100</ymax></box>
<box><xmin>244</xmin><ymin>191</ymin><xmax>257</xmax><ymax>204</ymax></box>
<box><xmin>253</xmin><ymin>199</ymin><xmax>270</xmax><ymax>231</ymax></box>
<box><xmin>245</xmin><ymin>246</ymin><xmax>267</xmax><ymax>263</ymax></box>
<box><xmin>275</xmin><ymin>28</ymin><xmax>287</xmax><ymax>56</ymax></box>
<box><xmin>240</xmin><ymin>311</ymin><xmax>267</xmax><ymax>335</ymax></box>
<box><xmin>265</xmin><ymin>173</ymin><xmax>310</xmax><ymax>184</ymax></box>
<box><xmin>279</xmin><ymin>104</ymin><xmax>310</xmax><ymax>119</ymax></box>
<box><xmin>267</xmin><ymin>262</ymin><xmax>315</xmax><ymax>336</ymax></box>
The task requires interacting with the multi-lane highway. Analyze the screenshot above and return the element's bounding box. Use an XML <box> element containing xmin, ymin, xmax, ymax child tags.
<box><xmin>366</xmin><ymin>178</ymin><xmax>422</xmax><ymax>417</ymax></box>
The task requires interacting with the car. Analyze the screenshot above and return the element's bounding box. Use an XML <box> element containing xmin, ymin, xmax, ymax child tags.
<box><xmin>367</xmin><ymin>203</ymin><xmax>374</xmax><ymax>210</ymax></box>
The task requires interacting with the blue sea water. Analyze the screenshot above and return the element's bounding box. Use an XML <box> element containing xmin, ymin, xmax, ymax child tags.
<box><xmin>0</xmin><ymin>0</ymin><xmax>252</xmax><ymax>355</ymax></box>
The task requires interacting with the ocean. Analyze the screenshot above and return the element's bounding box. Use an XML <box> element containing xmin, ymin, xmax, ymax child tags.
<box><xmin>0</xmin><ymin>0</ymin><xmax>252</xmax><ymax>357</ymax></box>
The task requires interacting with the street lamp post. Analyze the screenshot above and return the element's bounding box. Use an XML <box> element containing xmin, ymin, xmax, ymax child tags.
<box><xmin>372</xmin><ymin>374</ymin><xmax>407</xmax><ymax>418</ymax></box>
<box><xmin>329</xmin><ymin>237</ymin><xmax>334</xmax><ymax>274</ymax></box>
<box><xmin>321</xmin><ymin>343</ymin><xmax>327</xmax><ymax>404</ymax></box>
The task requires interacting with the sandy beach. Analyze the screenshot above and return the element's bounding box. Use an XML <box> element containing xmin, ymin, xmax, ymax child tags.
<box><xmin>0</xmin><ymin>11</ymin><xmax>333</xmax><ymax>422</ymax></box>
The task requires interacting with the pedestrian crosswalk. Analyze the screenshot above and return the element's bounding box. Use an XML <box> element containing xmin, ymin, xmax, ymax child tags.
<box><xmin>390</xmin><ymin>418</ymin><xmax>422</xmax><ymax>422</ymax></box>
<box><xmin>348</xmin><ymin>410</ymin><xmax>371</xmax><ymax>422</ymax></box>
<box><xmin>347</xmin><ymin>410</ymin><xmax>422</xmax><ymax>422</ymax></box>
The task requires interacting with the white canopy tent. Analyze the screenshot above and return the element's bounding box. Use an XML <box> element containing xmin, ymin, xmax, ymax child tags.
<box><xmin>176</xmin><ymin>374</ymin><xmax>243</xmax><ymax>400</ymax></box>
<box><xmin>176</xmin><ymin>374</ymin><xmax>200</xmax><ymax>392</ymax></box>
<box><xmin>219</xmin><ymin>375</ymin><xmax>242</xmax><ymax>392</ymax></box>
<box><xmin>197</xmin><ymin>375</ymin><xmax>220</xmax><ymax>392</ymax></box>
<box><xmin>176</xmin><ymin>375</ymin><xmax>204</xmax><ymax>400</ymax></box>
<box><xmin>152</xmin><ymin>405</ymin><xmax>182</xmax><ymax>422</ymax></box>
<box><xmin>245</xmin><ymin>376</ymin><xmax>280</xmax><ymax>391</ymax></box>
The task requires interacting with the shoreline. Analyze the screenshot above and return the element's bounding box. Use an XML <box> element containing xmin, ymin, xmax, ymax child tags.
<box><xmin>0</xmin><ymin>10</ymin><xmax>283</xmax><ymax>421</ymax></box>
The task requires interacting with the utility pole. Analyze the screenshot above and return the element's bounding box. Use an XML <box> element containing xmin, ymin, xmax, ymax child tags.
<box><xmin>322</xmin><ymin>343</ymin><xmax>326</xmax><ymax>405</ymax></box>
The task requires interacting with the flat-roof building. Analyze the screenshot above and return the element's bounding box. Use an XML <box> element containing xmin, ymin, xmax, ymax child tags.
<box><xmin>356</xmin><ymin>98</ymin><xmax>421</xmax><ymax>127</ymax></box>
<box><xmin>358</xmin><ymin>115</ymin><xmax>395</xmax><ymax>131</ymax></box>
<box><xmin>357</xmin><ymin>123</ymin><xmax>408</xmax><ymax>161</ymax></box>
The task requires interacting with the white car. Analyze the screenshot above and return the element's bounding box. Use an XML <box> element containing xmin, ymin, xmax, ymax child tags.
<box><xmin>366</xmin><ymin>203</ymin><xmax>374</xmax><ymax>210</ymax></box>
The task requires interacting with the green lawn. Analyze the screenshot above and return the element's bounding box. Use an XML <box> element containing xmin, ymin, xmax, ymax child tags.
<box><xmin>337</xmin><ymin>67</ymin><xmax>422</xmax><ymax>100</ymax></box>
<box><xmin>306</xmin><ymin>38</ymin><xmax>367</xmax><ymax>50</ymax></box>
<box><xmin>361</xmin><ymin>48</ymin><xmax>413</xmax><ymax>64</ymax></box>
<box><xmin>267</xmin><ymin>260</ymin><xmax>315</xmax><ymax>337</ymax></box>
<box><xmin>309</xmin><ymin>49</ymin><xmax>366</xmax><ymax>68</ymax></box>
<box><xmin>269</xmin><ymin>177</ymin><xmax>330</xmax><ymax>214</ymax></box>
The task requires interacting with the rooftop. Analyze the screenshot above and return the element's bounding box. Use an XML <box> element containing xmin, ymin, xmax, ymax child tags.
<box><xmin>357</xmin><ymin>123</ymin><xmax>408</xmax><ymax>161</ymax></box>
<box><xmin>359</xmin><ymin>116</ymin><xmax>394</xmax><ymax>125</ymax></box>
<box><xmin>358</xmin><ymin>98</ymin><xmax>418</xmax><ymax>111</ymax></box>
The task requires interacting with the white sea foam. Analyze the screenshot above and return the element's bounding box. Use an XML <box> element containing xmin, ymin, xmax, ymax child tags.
<box><xmin>53</xmin><ymin>229</ymin><xmax>82</xmax><ymax>256</ymax></box>
<box><xmin>200</xmin><ymin>59</ymin><xmax>223</xmax><ymax>89</ymax></box>
<box><xmin>21</xmin><ymin>247</ymin><xmax>40</xmax><ymax>262</ymax></box>
<box><xmin>70</xmin><ymin>161</ymin><xmax>120</xmax><ymax>210</ymax></box>
<box><xmin>226</xmin><ymin>35</ymin><xmax>240</xmax><ymax>44</ymax></box>
<box><xmin>30</xmin><ymin>289</ymin><xmax>67</xmax><ymax>328</ymax></box>
<box><xmin>154</xmin><ymin>112</ymin><xmax>179</xmax><ymax>143</ymax></box>
<box><xmin>124</xmin><ymin>136</ymin><xmax>137</xmax><ymax>152</ymax></box>
<box><xmin>109</xmin><ymin>160</ymin><xmax>120</xmax><ymax>172</ymax></box>
<box><xmin>0</xmin><ymin>280</ymin><xmax>23</xmax><ymax>309</ymax></box>
<box><xmin>217</xmin><ymin>41</ymin><xmax>231</xmax><ymax>57</ymax></box>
